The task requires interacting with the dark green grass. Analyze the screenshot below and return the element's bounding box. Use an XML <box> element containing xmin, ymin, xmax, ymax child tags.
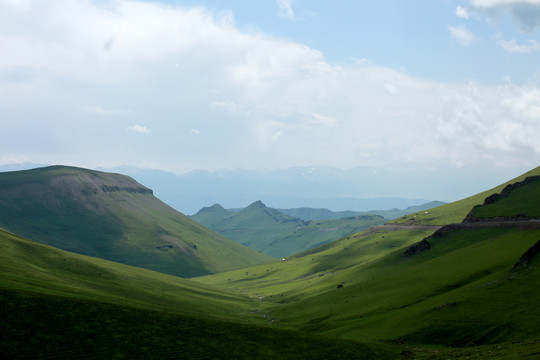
<box><xmin>470</xmin><ymin>177</ymin><xmax>540</xmax><ymax>218</ymax></box>
<box><xmin>0</xmin><ymin>227</ymin><xmax>261</xmax><ymax>322</ymax></box>
<box><xmin>0</xmin><ymin>289</ymin><xmax>398</xmax><ymax>360</ymax></box>
<box><xmin>403</xmin><ymin>339</ymin><xmax>540</xmax><ymax>359</ymax></box>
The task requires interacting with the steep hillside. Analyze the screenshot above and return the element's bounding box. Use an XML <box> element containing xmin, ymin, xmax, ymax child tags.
<box><xmin>0</xmin><ymin>166</ymin><xmax>270</xmax><ymax>277</ymax></box>
<box><xmin>466</xmin><ymin>175</ymin><xmax>540</xmax><ymax>220</ymax></box>
<box><xmin>197</xmin><ymin>166</ymin><xmax>540</xmax><ymax>355</ymax></box>
<box><xmin>0</xmin><ymin>228</ymin><xmax>394</xmax><ymax>360</ymax></box>
<box><xmin>192</xmin><ymin>200</ymin><xmax>385</xmax><ymax>257</ymax></box>
<box><xmin>0</xmin><ymin>227</ymin><xmax>254</xmax><ymax>320</ymax></box>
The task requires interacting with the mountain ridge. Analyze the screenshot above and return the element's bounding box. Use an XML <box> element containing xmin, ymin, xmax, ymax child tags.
<box><xmin>0</xmin><ymin>166</ymin><xmax>270</xmax><ymax>277</ymax></box>
<box><xmin>192</xmin><ymin>200</ymin><xmax>385</xmax><ymax>257</ymax></box>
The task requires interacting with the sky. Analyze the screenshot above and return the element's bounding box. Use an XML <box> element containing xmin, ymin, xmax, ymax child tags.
<box><xmin>1</xmin><ymin>0</ymin><xmax>540</xmax><ymax>196</ymax></box>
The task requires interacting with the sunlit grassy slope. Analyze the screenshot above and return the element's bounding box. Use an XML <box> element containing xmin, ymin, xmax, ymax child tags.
<box><xmin>0</xmin><ymin>166</ymin><xmax>271</xmax><ymax>277</ymax></box>
<box><xmin>199</xmin><ymin>223</ymin><xmax>540</xmax><ymax>347</ymax></box>
<box><xmin>0</xmin><ymin>228</ymin><xmax>396</xmax><ymax>359</ymax></box>
<box><xmin>197</xmin><ymin>166</ymin><xmax>540</xmax><ymax>350</ymax></box>
<box><xmin>390</xmin><ymin>165</ymin><xmax>540</xmax><ymax>225</ymax></box>
<box><xmin>469</xmin><ymin>175</ymin><xmax>540</xmax><ymax>218</ymax></box>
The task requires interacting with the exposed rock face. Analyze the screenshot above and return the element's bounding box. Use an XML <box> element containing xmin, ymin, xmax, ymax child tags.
<box><xmin>100</xmin><ymin>185</ymin><xmax>152</xmax><ymax>195</ymax></box>
<box><xmin>485</xmin><ymin>176</ymin><xmax>540</xmax><ymax>205</ymax></box>
<box><xmin>401</xmin><ymin>239</ymin><xmax>431</xmax><ymax>257</ymax></box>
<box><xmin>464</xmin><ymin>176</ymin><xmax>540</xmax><ymax>222</ymax></box>
<box><xmin>512</xmin><ymin>239</ymin><xmax>540</xmax><ymax>270</ymax></box>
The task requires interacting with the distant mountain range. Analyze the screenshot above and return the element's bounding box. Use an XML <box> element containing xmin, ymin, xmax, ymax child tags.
<box><xmin>0</xmin><ymin>166</ymin><xmax>270</xmax><ymax>277</ymax></box>
<box><xmin>0</xmin><ymin>163</ymin><xmax>460</xmax><ymax>215</ymax></box>
<box><xmin>1</xmin><ymin>163</ymin><xmax>521</xmax><ymax>216</ymax></box>
<box><xmin>98</xmin><ymin>165</ymin><xmax>440</xmax><ymax>214</ymax></box>
<box><xmin>191</xmin><ymin>200</ymin><xmax>386</xmax><ymax>257</ymax></box>
<box><xmin>276</xmin><ymin>201</ymin><xmax>446</xmax><ymax>221</ymax></box>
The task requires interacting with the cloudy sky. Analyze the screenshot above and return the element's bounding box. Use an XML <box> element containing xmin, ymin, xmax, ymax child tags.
<box><xmin>1</xmin><ymin>0</ymin><xmax>540</xmax><ymax>191</ymax></box>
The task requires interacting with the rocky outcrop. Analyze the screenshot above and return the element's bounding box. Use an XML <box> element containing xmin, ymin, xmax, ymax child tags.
<box><xmin>464</xmin><ymin>176</ymin><xmax>540</xmax><ymax>222</ymax></box>
<box><xmin>512</xmin><ymin>239</ymin><xmax>540</xmax><ymax>270</ymax></box>
<box><xmin>401</xmin><ymin>239</ymin><xmax>431</xmax><ymax>257</ymax></box>
<box><xmin>100</xmin><ymin>185</ymin><xmax>153</xmax><ymax>195</ymax></box>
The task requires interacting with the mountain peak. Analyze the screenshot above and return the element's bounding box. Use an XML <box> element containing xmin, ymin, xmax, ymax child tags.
<box><xmin>246</xmin><ymin>200</ymin><xmax>267</xmax><ymax>209</ymax></box>
<box><xmin>194</xmin><ymin>203</ymin><xmax>226</xmax><ymax>215</ymax></box>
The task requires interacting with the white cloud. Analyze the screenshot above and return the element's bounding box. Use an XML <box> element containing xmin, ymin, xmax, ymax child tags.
<box><xmin>211</xmin><ymin>101</ymin><xmax>244</xmax><ymax>114</ymax></box>
<box><xmin>127</xmin><ymin>125</ymin><xmax>150</xmax><ymax>134</ymax></box>
<box><xmin>0</xmin><ymin>0</ymin><xmax>539</xmax><ymax>174</ymax></box>
<box><xmin>448</xmin><ymin>24</ymin><xmax>475</xmax><ymax>46</ymax></box>
<box><xmin>384</xmin><ymin>83</ymin><xmax>400</xmax><ymax>95</ymax></box>
<box><xmin>310</xmin><ymin>113</ymin><xmax>337</xmax><ymax>126</ymax></box>
<box><xmin>501</xmin><ymin>86</ymin><xmax>540</xmax><ymax>119</ymax></box>
<box><xmin>83</xmin><ymin>105</ymin><xmax>127</xmax><ymax>115</ymax></box>
<box><xmin>276</xmin><ymin>0</ymin><xmax>295</xmax><ymax>20</ymax></box>
<box><xmin>470</xmin><ymin>0</ymin><xmax>540</xmax><ymax>7</ymax></box>
<box><xmin>468</xmin><ymin>0</ymin><xmax>540</xmax><ymax>31</ymax></box>
<box><xmin>0</xmin><ymin>153</ymin><xmax>30</xmax><ymax>165</ymax></box>
<box><xmin>456</xmin><ymin>6</ymin><xmax>470</xmax><ymax>19</ymax></box>
<box><xmin>498</xmin><ymin>38</ymin><xmax>540</xmax><ymax>52</ymax></box>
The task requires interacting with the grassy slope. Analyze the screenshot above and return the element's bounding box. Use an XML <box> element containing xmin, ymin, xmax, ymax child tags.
<box><xmin>197</xmin><ymin>166</ymin><xmax>540</xmax><ymax>353</ymax></box>
<box><xmin>199</xmin><ymin>224</ymin><xmax>540</xmax><ymax>348</ymax></box>
<box><xmin>0</xmin><ymin>166</ymin><xmax>271</xmax><ymax>277</ymax></box>
<box><xmin>192</xmin><ymin>200</ymin><xmax>385</xmax><ymax>257</ymax></box>
<box><xmin>390</xmin><ymin>166</ymin><xmax>540</xmax><ymax>225</ymax></box>
<box><xmin>0</xmin><ymin>227</ymin><xmax>256</xmax><ymax>321</ymax></box>
<box><xmin>0</xmin><ymin>228</ymin><xmax>396</xmax><ymax>360</ymax></box>
<box><xmin>0</xmin><ymin>290</ymin><xmax>396</xmax><ymax>360</ymax></box>
<box><xmin>470</xmin><ymin>176</ymin><xmax>540</xmax><ymax>218</ymax></box>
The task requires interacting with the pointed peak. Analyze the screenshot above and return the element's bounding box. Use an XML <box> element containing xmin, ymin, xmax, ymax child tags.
<box><xmin>195</xmin><ymin>203</ymin><xmax>226</xmax><ymax>215</ymax></box>
<box><xmin>246</xmin><ymin>200</ymin><xmax>267</xmax><ymax>209</ymax></box>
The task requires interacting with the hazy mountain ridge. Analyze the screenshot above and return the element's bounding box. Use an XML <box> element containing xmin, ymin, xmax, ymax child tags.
<box><xmin>99</xmin><ymin>165</ymin><xmax>439</xmax><ymax>214</ymax></box>
<box><xmin>0</xmin><ymin>166</ymin><xmax>270</xmax><ymax>277</ymax></box>
<box><xmin>191</xmin><ymin>200</ymin><xmax>386</xmax><ymax>257</ymax></box>
<box><xmin>1</xmin><ymin>163</ymin><xmax>493</xmax><ymax>215</ymax></box>
<box><xmin>277</xmin><ymin>200</ymin><xmax>446</xmax><ymax>221</ymax></box>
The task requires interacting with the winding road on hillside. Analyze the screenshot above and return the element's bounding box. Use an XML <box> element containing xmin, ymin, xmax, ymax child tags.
<box><xmin>357</xmin><ymin>218</ymin><xmax>540</xmax><ymax>238</ymax></box>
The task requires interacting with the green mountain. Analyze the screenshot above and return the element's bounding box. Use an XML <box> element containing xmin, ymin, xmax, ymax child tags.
<box><xmin>277</xmin><ymin>200</ymin><xmax>447</xmax><ymax>221</ymax></box>
<box><xmin>197</xmin><ymin>166</ymin><xmax>540</xmax><ymax>358</ymax></box>
<box><xmin>191</xmin><ymin>200</ymin><xmax>385</xmax><ymax>257</ymax></box>
<box><xmin>0</xmin><ymin>166</ymin><xmax>270</xmax><ymax>277</ymax></box>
